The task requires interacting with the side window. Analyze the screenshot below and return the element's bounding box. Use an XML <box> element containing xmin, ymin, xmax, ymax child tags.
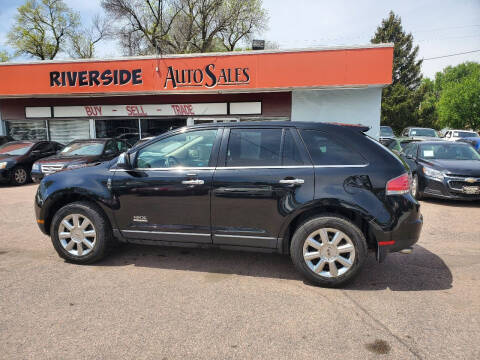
<box><xmin>226</xmin><ymin>128</ymin><xmax>282</xmax><ymax>166</ymax></box>
<box><xmin>404</xmin><ymin>143</ymin><xmax>418</xmax><ymax>158</ymax></box>
<box><xmin>33</xmin><ymin>142</ymin><xmax>53</xmax><ymax>153</ymax></box>
<box><xmin>104</xmin><ymin>140</ymin><xmax>118</xmax><ymax>154</ymax></box>
<box><xmin>403</xmin><ymin>129</ymin><xmax>409</xmax><ymax>136</ymax></box>
<box><xmin>300</xmin><ymin>130</ymin><xmax>366</xmax><ymax>165</ymax></box>
<box><xmin>282</xmin><ymin>129</ymin><xmax>305</xmax><ymax>166</ymax></box>
<box><xmin>137</xmin><ymin>129</ymin><xmax>218</xmax><ymax>168</ymax></box>
<box><xmin>116</xmin><ymin>140</ymin><xmax>128</xmax><ymax>152</ymax></box>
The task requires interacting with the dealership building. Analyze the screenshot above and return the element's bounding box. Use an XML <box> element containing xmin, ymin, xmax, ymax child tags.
<box><xmin>0</xmin><ymin>44</ymin><xmax>393</xmax><ymax>145</ymax></box>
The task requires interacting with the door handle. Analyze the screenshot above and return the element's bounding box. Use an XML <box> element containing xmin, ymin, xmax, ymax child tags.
<box><xmin>279</xmin><ymin>178</ymin><xmax>304</xmax><ymax>185</ymax></box>
<box><xmin>182</xmin><ymin>179</ymin><xmax>205</xmax><ymax>185</ymax></box>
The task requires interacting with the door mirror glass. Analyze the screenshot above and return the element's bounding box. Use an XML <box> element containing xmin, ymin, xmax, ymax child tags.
<box><xmin>116</xmin><ymin>152</ymin><xmax>132</xmax><ymax>170</ymax></box>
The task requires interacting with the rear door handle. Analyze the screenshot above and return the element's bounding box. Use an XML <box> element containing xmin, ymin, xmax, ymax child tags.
<box><xmin>279</xmin><ymin>179</ymin><xmax>304</xmax><ymax>185</ymax></box>
<box><xmin>182</xmin><ymin>179</ymin><xmax>205</xmax><ymax>185</ymax></box>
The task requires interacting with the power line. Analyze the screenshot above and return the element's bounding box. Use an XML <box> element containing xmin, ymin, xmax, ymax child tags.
<box><xmin>423</xmin><ymin>49</ymin><xmax>480</xmax><ymax>60</ymax></box>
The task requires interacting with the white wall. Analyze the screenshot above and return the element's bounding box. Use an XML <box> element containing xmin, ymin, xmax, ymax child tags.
<box><xmin>291</xmin><ymin>87</ymin><xmax>383</xmax><ymax>138</ymax></box>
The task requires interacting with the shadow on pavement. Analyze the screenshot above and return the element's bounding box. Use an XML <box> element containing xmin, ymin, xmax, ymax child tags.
<box><xmin>343</xmin><ymin>245</ymin><xmax>452</xmax><ymax>291</ymax></box>
<box><xmin>0</xmin><ymin>183</ymin><xmax>37</xmax><ymax>189</ymax></box>
<box><xmin>421</xmin><ymin>198</ymin><xmax>480</xmax><ymax>208</ymax></box>
<box><xmin>98</xmin><ymin>243</ymin><xmax>452</xmax><ymax>291</ymax></box>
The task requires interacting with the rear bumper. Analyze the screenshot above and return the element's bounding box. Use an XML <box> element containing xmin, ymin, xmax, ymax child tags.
<box><xmin>370</xmin><ymin>195</ymin><xmax>423</xmax><ymax>260</ymax></box>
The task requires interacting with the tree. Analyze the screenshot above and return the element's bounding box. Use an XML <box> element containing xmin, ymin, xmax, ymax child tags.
<box><xmin>371</xmin><ymin>11</ymin><xmax>424</xmax><ymax>134</ymax></box>
<box><xmin>7</xmin><ymin>0</ymin><xmax>79</xmax><ymax>60</ymax></box>
<box><xmin>101</xmin><ymin>0</ymin><xmax>268</xmax><ymax>55</ymax></box>
<box><xmin>371</xmin><ymin>11</ymin><xmax>422</xmax><ymax>89</ymax></box>
<box><xmin>0</xmin><ymin>50</ymin><xmax>10</xmax><ymax>62</ymax></box>
<box><xmin>437</xmin><ymin>68</ymin><xmax>480</xmax><ymax>130</ymax></box>
<box><xmin>101</xmin><ymin>0</ymin><xmax>183</xmax><ymax>55</ymax></box>
<box><xmin>415</xmin><ymin>78</ymin><xmax>438</xmax><ymax>129</ymax></box>
<box><xmin>416</xmin><ymin>62</ymin><xmax>480</xmax><ymax>130</ymax></box>
<box><xmin>68</xmin><ymin>15</ymin><xmax>110</xmax><ymax>59</ymax></box>
<box><xmin>218</xmin><ymin>0</ymin><xmax>267</xmax><ymax>51</ymax></box>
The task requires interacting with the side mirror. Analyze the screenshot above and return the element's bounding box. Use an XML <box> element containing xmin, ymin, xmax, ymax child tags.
<box><xmin>116</xmin><ymin>152</ymin><xmax>133</xmax><ymax>170</ymax></box>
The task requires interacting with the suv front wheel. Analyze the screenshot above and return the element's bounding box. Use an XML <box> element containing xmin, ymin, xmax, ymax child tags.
<box><xmin>290</xmin><ymin>215</ymin><xmax>367</xmax><ymax>287</ymax></box>
<box><xmin>50</xmin><ymin>202</ymin><xmax>113</xmax><ymax>264</ymax></box>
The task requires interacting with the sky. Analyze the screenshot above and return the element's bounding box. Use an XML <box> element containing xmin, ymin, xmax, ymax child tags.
<box><xmin>0</xmin><ymin>0</ymin><xmax>479</xmax><ymax>79</ymax></box>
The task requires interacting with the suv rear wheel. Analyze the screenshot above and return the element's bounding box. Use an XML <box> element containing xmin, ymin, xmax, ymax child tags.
<box><xmin>50</xmin><ymin>202</ymin><xmax>112</xmax><ymax>264</ymax></box>
<box><xmin>290</xmin><ymin>215</ymin><xmax>367</xmax><ymax>287</ymax></box>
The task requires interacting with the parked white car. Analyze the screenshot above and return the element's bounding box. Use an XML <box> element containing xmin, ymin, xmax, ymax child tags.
<box><xmin>443</xmin><ymin>130</ymin><xmax>479</xmax><ymax>141</ymax></box>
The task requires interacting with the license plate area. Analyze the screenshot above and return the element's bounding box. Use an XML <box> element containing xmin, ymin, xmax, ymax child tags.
<box><xmin>463</xmin><ymin>186</ymin><xmax>480</xmax><ymax>194</ymax></box>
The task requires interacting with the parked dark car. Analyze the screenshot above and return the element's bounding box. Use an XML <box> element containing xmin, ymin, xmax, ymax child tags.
<box><xmin>400</xmin><ymin>127</ymin><xmax>439</xmax><ymax>139</ymax></box>
<box><xmin>401</xmin><ymin>140</ymin><xmax>480</xmax><ymax>200</ymax></box>
<box><xmin>34</xmin><ymin>122</ymin><xmax>422</xmax><ymax>287</ymax></box>
<box><xmin>0</xmin><ymin>135</ymin><xmax>14</xmax><ymax>146</ymax></box>
<box><xmin>0</xmin><ymin>140</ymin><xmax>63</xmax><ymax>185</ymax></box>
<box><xmin>31</xmin><ymin>138</ymin><xmax>128</xmax><ymax>182</ymax></box>
<box><xmin>457</xmin><ymin>137</ymin><xmax>480</xmax><ymax>153</ymax></box>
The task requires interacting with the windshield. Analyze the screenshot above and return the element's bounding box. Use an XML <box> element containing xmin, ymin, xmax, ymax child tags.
<box><xmin>60</xmin><ymin>142</ymin><xmax>104</xmax><ymax>156</ymax></box>
<box><xmin>380</xmin><ymin>127</ymin><xmax>394</xmax><ymax>137</ymax></box>
<box><xmin>453</xmin><ymin>131</ymin><xmax>478</xmax><ymax>138</ymax></box>
<box><xmin>410</xmin><ymin>128</ymin><xmax>438</xmax><ymax>137</ymax></box>
<box><xmin>419</xmin><ymin>143</ymin><xmax>480</xmax><ymax>161</ymax></box>
<box><xmin>0</xmin><ymin>142</ymin><xmax>34</xmax><ymax>156</ymax></box>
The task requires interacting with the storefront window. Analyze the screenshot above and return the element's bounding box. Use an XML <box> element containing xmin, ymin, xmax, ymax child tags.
<box><xmin>95</xmin><ymin>119</ymin><xmax>139</xmax><ymax>147</ymax></box>
<box><xmin>6</xmin><ymin>120</ymin><xmax>48</xmax><ymax>141</ymax></box>
<box><xmin>141</xmin><ymin>118</ymin><xmax>186</xmax><ymax>138</ymax></box>
<box><xmin>49</xmin><ymin>119</ymin><xmax>90</xmax><ymax>145</ymax></box>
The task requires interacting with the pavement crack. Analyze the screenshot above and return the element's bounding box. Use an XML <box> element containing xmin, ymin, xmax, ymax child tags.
<box><xmin>341</xmin><ymin>290</ymin><xmax>424</xmax><ymax>360</ymax></box>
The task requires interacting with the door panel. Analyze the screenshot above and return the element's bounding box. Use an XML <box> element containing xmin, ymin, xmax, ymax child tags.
<box><xmin>112</xmin><ymin>168</ymin><xmax>214</xmax><ymax>243</ymax></box>
<box><xmin>211</xmin><ymin>127</ymin><xmax>314</xmax><ymax>248</ymax></box>
<box><xmin>212</xmin><ymin>167</ymin><xmax>314</xmax><ymax>248</ymax></box>
<box><xmin>111</xmin><ymin>128</ymin><xmax>221</xmax><ymax>243</ymax></box>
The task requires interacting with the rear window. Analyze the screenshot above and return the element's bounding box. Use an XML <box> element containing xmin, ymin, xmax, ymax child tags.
<box><xmin>300</xmin><ymin>130</ymin><xmax>366</xmax><ymax>165</ymax></box>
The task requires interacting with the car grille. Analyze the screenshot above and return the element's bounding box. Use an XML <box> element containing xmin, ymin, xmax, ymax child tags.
<box><xmin>41</xmin><ymin>164</ymin><xmax>64</xmax><ymax>175</ymax></box>
<box><xmin>447</xmin><ymin>178</ymin><xmax>480</xmax><ymax>190</ymax></box>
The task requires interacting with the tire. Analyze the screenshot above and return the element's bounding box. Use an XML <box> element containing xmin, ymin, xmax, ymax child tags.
<box><xmin>11</xmin><ymin>166</ymin><xmax>29</xmax><ymax>186</ymax></box>
<box><xmin>50</xmin><ymin>201</ymin><xmax>113</xmax><ymax>264</ymax></box>
<box><xmin>290</xmin><ymin>215</ymin><xmax>368</xmax><ymax>287</ymax></box>
<box><xmin>411</xmin><ymin>174</ymin><xmax>423</xmax><ymax>200</ymax></box>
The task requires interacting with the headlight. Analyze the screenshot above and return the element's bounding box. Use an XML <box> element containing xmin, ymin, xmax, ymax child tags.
<box><xmin>32</xmin><ymin>163</ymin><xmax>41</xmax><ymax>171</ymax></box>
<box><xmin>0</xmin><ymin>162</ymin><xmax>7</xmax><ymax>169</ymax></box>
<box><xmin>422</xmin><ymin>166</ymin><xmax>444</xmax><ymax>180</ymax></box>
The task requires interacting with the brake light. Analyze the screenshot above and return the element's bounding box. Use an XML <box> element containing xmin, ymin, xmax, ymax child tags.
<box><xmin>386</xmin><ymin>173</ymin><xmax>410</xmax><ymax>195</ymax></box>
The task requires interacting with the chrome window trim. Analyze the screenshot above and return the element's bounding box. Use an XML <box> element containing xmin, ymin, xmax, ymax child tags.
<box><xmin>213</xmin><ymin>234</ymin><xmax>277</xmax><ymax>240</ymax></box>
<box><xmin>122</xmin><ymin>230</ymin><xmax>211</xmax><ymax>237</ymax></box>
<box><xmin>109</xmin><ymin>164</ymin><xmax>369</xmax><ymax>172</ymax></box>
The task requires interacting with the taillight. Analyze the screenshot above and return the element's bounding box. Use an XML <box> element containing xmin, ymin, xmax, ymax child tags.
<box><xmin>386</xmin><ymin>173</ymin><xmax>410</xmax><ymax>195</ymax></box>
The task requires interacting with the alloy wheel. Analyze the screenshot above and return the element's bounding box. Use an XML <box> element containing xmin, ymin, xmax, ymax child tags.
<box><xmin>14</xmin><ymin>168</ymin><xmax>27</xmax><ymax>184</ymax></box>
<box><xmin>303</xmin><ymin>228</ymin><xmax>356</xmax><ymax>278</ymax></box>
<box><xmin>58</xmin><ymin>214</ymin><xmax>97</xmax><ymax>256</ymax></box>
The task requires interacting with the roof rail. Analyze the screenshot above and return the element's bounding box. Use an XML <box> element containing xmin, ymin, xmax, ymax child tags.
<box><xmin>327</xmin><ymin>122</ymin><xmax>370</xmax><ymax>133</ymax></box>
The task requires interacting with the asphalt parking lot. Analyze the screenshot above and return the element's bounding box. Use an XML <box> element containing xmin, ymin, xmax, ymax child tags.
<box><xmin>1</xmin><ymin>184</ymin><xmax>479</xmax><ymax>359</ymax></box>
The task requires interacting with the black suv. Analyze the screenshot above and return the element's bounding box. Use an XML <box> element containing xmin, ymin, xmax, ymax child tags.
<box><xmin>35</xmin><ymin>122</ymin><xmax>422</xmax><ymax>287</ymax></box>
